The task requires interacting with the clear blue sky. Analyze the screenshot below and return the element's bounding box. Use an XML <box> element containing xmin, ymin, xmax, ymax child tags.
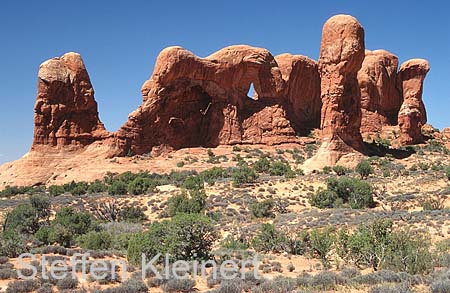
<box><xmin>0</xmin><ymin>0</ymin><xmax>449</xmax><ymax>164</ymax></box>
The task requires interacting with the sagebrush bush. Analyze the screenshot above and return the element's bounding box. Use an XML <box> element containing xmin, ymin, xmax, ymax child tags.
<box><xmin>161</xmin><ymin>278</ymin><xmax>196</xmax><ymax>293</ymax></box>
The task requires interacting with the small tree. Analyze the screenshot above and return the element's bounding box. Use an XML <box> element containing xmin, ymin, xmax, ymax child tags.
<box><xmin>445</xmin><ymin>166</ymin><xmax>450</xmax><ymax>180</ymax></box>
<box><xmin>355</xmin><ymin>160</ymin><xmax>374</xmax><ymax>179</ymax></box>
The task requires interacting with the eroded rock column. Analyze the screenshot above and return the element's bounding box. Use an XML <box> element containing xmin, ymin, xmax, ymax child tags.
<box><xmin>397</xmin><ymin>59</ymin><xmax>430</xmax><ymax>145</ymax></box>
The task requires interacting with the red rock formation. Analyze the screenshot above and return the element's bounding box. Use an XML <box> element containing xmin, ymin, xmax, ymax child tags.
<box><xmin>275</xmin><ymin>54</ymin><xmax>321</xmax><ymax>133</ymax></box>
<box><xmin>116</xmin><ymin>45</ymin><xmax>321</xmax><ymax>155</ymax></box>
<box><xmin>32</xmin><ymin>52</ymin><xmax>108</xmax><ymax>149</ymax></box>
<box><xmin>312</xmin><ymin>14</ymin><xmax>365</xmax><ymax>166</ymax></box>
<box><xmin>358</xmin><ymin>50</ymin><xmax>401</xmax><ymax>135</ymax></box>
<box><xmin>397</xmin><ymin>59</ymin><xmax>430</xmax><ymax>145</ymax></box>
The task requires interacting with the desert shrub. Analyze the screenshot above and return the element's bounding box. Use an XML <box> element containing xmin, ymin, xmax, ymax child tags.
<box><xmin>382</xmin><ymin>230</ymin><xmax>433</xmax><ymax>274</ymax></box>
<box><xmin>128</xmin><ymin>177</ymin><xmax>156</xmax><ymax>195</ymax></box>
<box><xmin>310</xmin><ymin>227</ymin><xmax>335</xmax><ymax>266</ymax></box>
<box><xmin>118</xmin><ymin>206</ymin><xmax>147</xmax><ymax>223</ymax></box>
<box><xmin>207</xmin><ymin>280</ymin><xmax>243</xmax><ymax>293</ymax></box>
<box><xmin>333</xmin><ymin>165</ymin><xmax>349</xmax><ymax>176</ymax></box>
<box><xmin>166</xmin><ymin>189</ymin><xmax>206</xmax><ymax>216</ymax></box>
<box><xmin>48</xmin><ymin>185</ymin><xmax>65</xmax><ymax>196</ymax></box>
<box><xmin>0</xmin><ymin>231</ymin><xmax>27</xmax><ymax>257</ymax></box>
<box><xmin>421</xmin><ymin>197</ymin><xmax>445</xmax><ymax>210</ymax></box>
<box><xmin>0</xmin><ymin>268</ymin><xmax>16</xmax><ymax>279</ymax></box>
<box><xmin>70</xmin><ymin>182</ymin><xmax>89</xmax><ymax>195</ymax></box>
<box><xmin>56</xmin><ymin>275</ymin><xmax>79</xmax><ymax>290</ymax></box>
<box><xmin>3</xmin><ymin>204</ymin><xmax>39</xmax><ymax>234</ymax></box>
<box><xmin>269</xmin><ymin>161</ymin><xmax>295</xmax><ymax>178</ymax></box>
<box><xmin>253</xmin><ymin>157</ymin><xmax>271</xmax><ymax>173</ymax></box>
<box><xmin>220</xmin><ymin>235</ymin><xmax>249</xmax><ymax>250</ymax></box>
<box><xmin>127</xmin><ymin>213</ymin><xmax>218</xmax><ymax>265</ymax></box>
<box><xmin>40</xmin><ymin>207</ymin><xmax>96</xmax><ymax>247</ymax></box>
<box><xmin>108</xmin><ymin>181</ymin><xmax>128</xmax><ymax>195</ymax></box>
<box><xmin>252</xmin><ymin>224</ymin><xmax>287</xmax><ymax>253</ymax></box>
<box><xmin>182</xmin><ymin>175</ymin><xmax>204</xmax><ymax>190</ymax></box>
<box><xmin>355</xmin><ymin>160</ymin><xmax>374</xmax><ymax>179</ymax></box>
<box><xmin>6</xmin><ymin>279</ymin><xmax>40</xmax><ymax>293</ymax></box>
<box><xmin>369</xmin><ymin>283</ymin><xmax>410</xmax><ymax>293</ymax></box>
<box><xmin>0</xmin><ymin>185</ymin><xmax>38</xmax><ymax>197</ymax></box>
<box><xmin>232</xmin><ymin>166</ymin><xmax>258</xmax><ymax>187</ymax></box>
<box><xmin>76</xmin><ymin>231</ymin><xmax>112</xmax><ymax>250</ymax></box>
<box><xmin>310</xmin><ymin>271</ymin><xmax>344</xmax><ymax>290</ymax></box>
<box><xmin>310</xmin><ymin>177</ymin><xmax>374</xmax><ymax>209</ymax></box>
<box><xmin>199</xmin><ymin>167</ymin><xmax>229</xmax><ymax>185</ymax></box>
<box><xmin>176</xmin><ymin>161</ymin><xmax>185</xmax><ymax>168</ymax></box>
<box><xmin>445</xmin><ymin>166</ymin><xmax>450</xmax><ymax>181</ymax></box>
<box><xmin>88</xmin><ymin>180</ymin><xmax>108</xmax><ymax>193</ymax></box>
<box><xmin>431</xmin><ymin>279</ymin><xmax>450</xmax><ymax>293</ymax></box>
<box><xmin>309</xmin><ymin>190</ymin><xmax>339</xmax><ymax>209</ymax></box>
<box><xmin>30</xmin><ymin>194</ymin><xmax>51</xmax><ymax>221</ymax></box>
<box><xmin>252</xmin><ymin>276</ymin><xmax>297</xmax><ymax>293</ymax></box>
<box><xmin>337</xmin><ymin>219</ymin><xmax>432</xmax><ymax>274</ymax></box>
<box><xmin>161</xmin><ymin>278</ymin><xmax>196</xmax><ymax>293</ymax></box>
<box><xmin>250</xmin><ymin>199</ymin><xmax>274</xmax><ymax>218</ymax></box>
<box><xmin>322</xmin><ymin>166</ymin><xmax>332</xmax><ymax>174</ymax></box>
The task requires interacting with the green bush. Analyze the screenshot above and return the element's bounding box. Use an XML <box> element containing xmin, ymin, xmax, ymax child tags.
<box><xmin>310</xmin><ymin>177</ymin><xmax>374</xmax><ymax>209</ymax></box>
<box><xmin>232</xmin><ymin>166</ymin><xmax>258</xmax><ymax>187</ymax></box>
<box><xmin>337</xmin><ymin>219</ymin><xmax>432</xmax><ymax>274</ymax></box>
<box><xmin>69</xmin><ymin>182</ymin><xmax>89</xmax><ymax>195</ymax></box>
<box><xmin>119</xmin><ymin>206</ymin><xmax>147</xmax><ymax>222</ymax></box>
<box><xmin>0</xmin><ymin>185</ymin><xmax>36</xmax><ymax>197</ymax></box>
<box><xmin>355</xmin><ymin>160</ymin><xmax>374</xmax><ymax>179</ymax></box>
<box><xmin>166</xmin><ymin>189</ymin><xmax>206</xmax><ymax>216</ymax></box>
<box><xmin>127</xmin><ymin>213</ymin><xmax>217</xmax><ymax>265</ymax></box>
<box><xmin>199</xmin><ymin>167</ymin><xmax>229</xmax><ymax>185</ymax></box>
<box><xmin>445</xmin><ymin>166</ymin><xmax>450</xmax><ymax>180</ymax></box>
<box><xmin>108</xmin><ymin>180</ymin><xmax>128</xmax><ymax>195</ymax></box>
<box><xmin>48</xmin><ymin>185</ymin><xmax>65</xmax><ymax>196</ymax></box>
<box><xmin>128</xmin><ymin>177</ymin><xmax>155</xmax><ymax>195</ymax></box>
<box><xmin>253</xmin><ymin>157</ymin><xmax>271</xmax><ymax>173</ymax></box>
<box><xmin>250</xmin><ymin>199</ymin><xmax>274</xmax><ymax>218</ymax></box>
<box><xmin>310</xmin><ymin>228</ymin><xmax>335</xmax><ymax>266</ymax></box>
<box><xmin>252</xmin><ymin>224</ymin><xmax>287</xmax><ymax>253</ymax></box>
<box><xmin>268</xmin><ymin>161</ymin><xmax>294</xmax><ymax>178</ymax></box>
<box><xmin>76</xmin><ymin>231</ymin><xmax>112</xmax><ymax>250</ymax></box>
<box><xmin>220</xmin><ymin>235</ymin><xmax>249</xmax><ymax>250</ymax></box>
<box><xmin>29</xmin><ymin>194</ymin><xmax>51</xmax><ymax>221</ymax></box>
<box><xmin>3</xmin><ymin>204</ymin><xmax>39</xmax><ymax>234</ymax></box>
<box><xmin>88</xmin><ymin>180</ymin><xmax>108</xmax><ymax>193</ymax></box>
<box><xmin>40</xmin><ymin>207</ymin><xmax>96</xmax><ymax>247</ymax></box>
<box><xmin>182</xmin><ymin>175</ymin><xmax>204</xmax><ymax>190</ymax></box>
<box><xmin>333</xmin><ymin>165</ymin><xmax>349</xmax><ymax>176</ymax></box>
<box><xmin>0</xmin><ymin>231</ymin><xmax>27</xmax><ymax>257</ymax></box>
<box><xmin>309</xmin><ymin>190</ymin><xmax>339</xmax><ymax>209</ymax></box>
